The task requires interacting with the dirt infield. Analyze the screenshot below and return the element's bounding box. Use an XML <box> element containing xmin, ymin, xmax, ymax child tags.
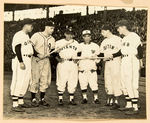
<box><xmin>3</xmin><ymin>72</ymin><xmax>146</xmax><ymax>120</ymax></box>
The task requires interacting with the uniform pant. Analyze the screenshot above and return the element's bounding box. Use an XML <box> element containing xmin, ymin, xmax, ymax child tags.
<box><xmin>79</xmin><ymin>70</ymin><xmax>98</xmax><ymax>91</ymax></box>
<box><xmin>10</xmin><ymin>56</ymin><xmax>31</xmax><ymax>97</ymax></box>
<box><xmin>104</xmin><ymin>57</ymin><xmax>122</xmax><ymax>96</ymax></box>
<box><xmin>56</xmin><ymin>61</ymin><xmax>78</xmax><ymax>93</ymax></box>
<box><xmin>121</xmin><ymin>55</ymin><xmax>140</xmax><ymax>98</ymax></box>
<box><xmin>29</xmin><ymin>56</ymin><xmax>51</xmax><ymax>93</ymax></box>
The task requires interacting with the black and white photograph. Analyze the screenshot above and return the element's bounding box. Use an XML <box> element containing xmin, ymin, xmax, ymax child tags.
<box><xmin>3</xmin><ymin>2</ymin><xmax>147</xmax><ymax>120</ymax></box>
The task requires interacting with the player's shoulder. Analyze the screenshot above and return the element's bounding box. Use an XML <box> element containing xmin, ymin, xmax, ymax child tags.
<box><xmin>91</xmin><ymin>42</ymin><xmax>99</xmax><ymax>47</ymax></box>
<box><xmin>112</xmin><ymin>35</ymin><xmax>122</xmax><ymax>42</ymax></box>
<box><xmin>129</xmin><ymin>32</ymin><xmax>140</xmax><ymax>38</ymax></box>
<box><xmin>13</xmin><ymin>31</ymin><xmax>24</xmax><ymax>39</ymax></box>
<box><xmin>49</xmin><ymin>36</ymin><xmax>55</xmax><ymax>41</ymax></box>
<box><xmin>31</xmin><ymin>32</ymin><xmax>40</xmax><ymax>38</ymax></box>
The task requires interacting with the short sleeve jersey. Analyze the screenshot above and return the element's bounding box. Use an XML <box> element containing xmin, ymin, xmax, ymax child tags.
<box><xmin>78</xmin><ymin>42</ymin><xmax>100</xmax><ymax>70</ymax></box>
<box><xmin>12</xmin><ymin>30</ymin><xmax>33</xmax><ymax>55</ymax></box>
<box><xmin>100</xmin><ymin>35</ymin><xmax>122</xmax><ymax>55</ymax></box>
<box><xmin>31</xmin><ymin>32</ymin><xmax>55</xmax><ymax>56</ymax></box>
<box><xmin>121</xmin><ymin>32</ymin><xmax>141</xmax><ymax>55</ymax></box>
<box><xmin>55</xmin><ymin>39</ymin><xmax>79</xmax><ymax>59</ymax></box>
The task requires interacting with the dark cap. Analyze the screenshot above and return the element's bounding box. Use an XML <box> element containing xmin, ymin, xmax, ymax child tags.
<box><xmin>65</xmin><ymin>27</ymin><xmax>74</xmax><ymax>35</ymax></box>
<box><xmin>116</xmin><ymin>19</ymin><xmax>129</xmax><ymax>28</ymax></box>
<box><xmin>20</xmin><ymin>18</ymin><xmax>34</xmax><ymax>26</ymax></box>
<box><xmin>101</xmin><ymin>25</ymin><xmax>112</xmax><ymax>31</ymax></box>
<box><xmin>44</xmin><ymin>21</ymin><xmax>55</xmax><ymax>27</ymax></box>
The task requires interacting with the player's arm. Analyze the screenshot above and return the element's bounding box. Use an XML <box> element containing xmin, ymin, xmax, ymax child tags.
<box><xmin>137</xmin><ymin>44</ymin><xmax>144</xmax><ymax>68</ymax></box>
<box><xmin>112</xmin><ymin>50</ymin><xmax>122</xmax><ymax>58</ymax></box>
<box><xmin>15</xmin><ymin>44</ymin><xmax>25</xmax><ymax>70</ymax></box>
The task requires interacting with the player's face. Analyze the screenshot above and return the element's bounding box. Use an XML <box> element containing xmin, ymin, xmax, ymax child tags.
<box><xmin>101</xmin><ymin>30</ymin><xmax>108</xmax><ymax>37</ymax></box>
<box><xmin>46</xmin><ymin>26</ymin><xmax>55</xmax><ymax>35</ymax></box>
<box><xmin>25</xmin><ymin>24</ymin><xmax>33</xmax><ymax>33</ymax></box>
<box><xmin>83</xmin><ymin>34</ymin><xmax>91</xmax><ymax>43</ymax></box>
<box><xmin>65</xmin><ymin>33</ymin><xmax>73</xmax><ymax>40</ymax></box>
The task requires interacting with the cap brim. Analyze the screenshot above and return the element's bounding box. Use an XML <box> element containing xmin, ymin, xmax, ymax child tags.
<box><xmin>82</xmin><ymin>33</ymin><xmax>91</xmax><ymax>36</ymax></box>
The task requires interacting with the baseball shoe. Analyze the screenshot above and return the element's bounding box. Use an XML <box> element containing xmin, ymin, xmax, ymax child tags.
<box><xmin>69</xmin><ymin>99</ymin><xmax>77</xmax><ymax>105</ymax></box>
<box><xmin>125</xmin><ymin>110</ymin><xmax>139</xmax><ymax>115</ymax></box>
<box><xmin>11</xmin><ymin>106</ymin><xmax>25</xmax><ymax>112</ymax></box>
<box><xmin>19</xmin><ymin>103</ymin><xmax>32</xmax><ymax>108</ymax></box>
<box><xmin>94</xmin><ymin>99</ymin><xmax>100</xmax><ymax>104</ymax></box>
<box><xmin>104</xmin><ymin>103</ymin><xmax>113</xmax><ymax>106</ymax></box>
<box><xmin>31</xmin><ymin>99</ymin><xmax>39</xmax><ymax>107</ymax></box>
<box><xmin>118</xmin><ymin>107</ymin><xmax>133</xmax><ymax>111</ymax></box>
<box><xmin>110</xmin><ymin>103</ymin><xmax>120</xmax><ymax>110</ymax></box>
<box><xmin>39</xmin><ymin>99</ymin><xmax>50</xmax><ymax>107</ymax></box>
<box><xmin>81</xmin><ymin>99</ymin><xmax>88</xmax><ymax>104</ymax></box>
<box><xmin>58</xmin><ymin>99</ymin><xmax>64</xmax><ymax>106</ymax></box>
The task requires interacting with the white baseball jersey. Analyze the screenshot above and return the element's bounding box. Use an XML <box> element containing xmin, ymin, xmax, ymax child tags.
<box><xmin>78</xmin><ymin>42</ymin><xmax>100</xmax><ymax>70</ymax></box>
<box><xmin>11</xmin><ymin>30</ymin><xmax>33</xmax><ymax>97</ymax></box>
<box><xmin>100</xmin><ymin>35</ymin><xmax>122</xmax><ymax>96</ymax></box>
<box><xmin>12</xmin><ymin>30</ymin><xmax>33</xmax><ymax>55</ymax></box>
<box><xmin>121</xmin><ymin>32</ymin><xmax>141</xmax><ymax>55</ymax></box>
<box><xmin>121</xmin><ymin>32</ymin><xmax>142</xmax><ymax>99</ymax></box>
<box><xmin>100</xmin><ymin>35</ymin><xmax>122</xmax><ymax>55</ymax></box>
<box><xmin>31</xmin><ymin>32</ymin><xmax>55</xmax><ymax>56</ymax></box>
<box><xmin>55</xmin><ymin>39</ymin><xmax>79</xmax><ymax>59</ymax></box>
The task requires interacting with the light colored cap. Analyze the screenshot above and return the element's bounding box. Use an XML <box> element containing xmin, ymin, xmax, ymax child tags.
<box><xmin>82</xmin><ymin>30</ymin><xmax>91</xmax><ymax>35</ymax></box>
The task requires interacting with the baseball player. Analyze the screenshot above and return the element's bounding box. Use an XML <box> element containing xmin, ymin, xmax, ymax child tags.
<box><xmin>99</xmin><ymin>25</ymin><xmax>122</xmax><ymax>109</ymax></box>
<box><xmin>10</xmin><ymin>19</ymin><xmax>34</xmax><ymax>112</ymax></box>
<box><xmin>78</xmin><ymin>30</ymin><xmax>100</xmax><ymax>104</ymax></box>
<box><xmin>116</xmin><ymin>20</ymin><xmax>143</xmax><ymax>114</ymax></box>
<box><xmin>55</xmin><ymin>27</ymin><xmax>80</xmax><ymax>105</ymax></box>
<box><xmin>29</xmin><ymin>21</ymin><xmax>55</xmax><ymax>107</ymax></box>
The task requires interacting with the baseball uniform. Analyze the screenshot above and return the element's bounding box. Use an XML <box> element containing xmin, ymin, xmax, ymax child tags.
<box><xmin>56</xmin><ymin>39</ymin><xmax>79</xmax><ymax>104</ymax></box>
<box><xmin>78</xmin><ymin>41</ymin><xmax>100</xmax><ymax>104</ymax></box>
<box><xmin>78</xmin><ymin>42</ymin><xmax>100</xmax><ymax>91</ymax></box>
<box><xmin>121</xmin><ymin>32</ymin><xmax>141</xmax><ymax>100</ymax></box>
<box><xmin>29</xmin><ymin>32</ymin><xmax>55</xmax><ymax>93</ymax></box>
<box><xmin>100</xmin><ymin>35</ymin><xmax>122</xmax><ymax>97</ymax></box>
<box><xmin>11</xmin><ymin>30</ymin><xmax>33</xmax><ymax>106</ymax></box>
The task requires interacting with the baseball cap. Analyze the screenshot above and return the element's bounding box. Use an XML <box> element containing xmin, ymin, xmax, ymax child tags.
<box><xmin>65</xmin><ymin>27</ymin><xmax>74</xmax><ymax>35</ymax></box>
<box><xmin>101</xmin><ymin>25</ymin><xmax>112</xmax><ymax>31</ymax></box>
<box><xmin>82</xmin><ymin>30</ymin><xmax>91</xmax><ymax>35</ymax></box>
<box><xmin>44</xmin><ymin>21</ymin><xmax>55</xmax><ymax>27</ymax></box>
<box><xmin>115</xmin><ymin>19</ymin><xmax>129</xmax><ymax>28</ymax></box>
<box><xmin>20</xmin><ymin>18</ymin><xmax>34</xmax><ymax>26</ymax></box>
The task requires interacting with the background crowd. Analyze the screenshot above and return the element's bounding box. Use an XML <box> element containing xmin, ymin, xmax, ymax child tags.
<box><xmin>4</xmin><ymin>9</ymin><xmax>147</xmax><ymax>77</ymax></box>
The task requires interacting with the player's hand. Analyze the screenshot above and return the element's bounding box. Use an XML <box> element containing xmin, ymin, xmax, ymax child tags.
<box><xmin>37</xmin><ymin>54</ymin><xmax>45</xmax><ymax>59</ymax></box>
<box><xmin>139</xmin><ymin>59</ymin><xmax>144</xmax><ymax>68</ymax></box>
<box><xmin>20</xmin><ymin>62</ymin><xmax>26</xmax><ymax>70</ymax></box>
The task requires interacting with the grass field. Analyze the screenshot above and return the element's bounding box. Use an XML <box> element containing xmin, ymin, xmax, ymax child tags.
<box><xmin>3</xmin><ymin>72</ymin><xmax>146</xmax><ymax>120</ymax></box>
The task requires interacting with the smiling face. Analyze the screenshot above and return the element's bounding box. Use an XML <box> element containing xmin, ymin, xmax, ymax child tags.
<box><xmin>83</xmin><ymin>34</ymin><xmax>91</xmax><ymax>44</ymax></box>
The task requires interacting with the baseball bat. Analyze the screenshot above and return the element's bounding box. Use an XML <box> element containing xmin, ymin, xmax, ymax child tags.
<box><xmin>36</xmin><ymin>39</ymin><xmax>75</xmax><ymax>62</ymax></box>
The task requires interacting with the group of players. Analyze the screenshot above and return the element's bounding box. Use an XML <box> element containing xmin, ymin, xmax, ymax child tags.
<box><xmin>10</xmin><ymin>18</ymin><xmax>143</xmax><ymax>115</ymax></box>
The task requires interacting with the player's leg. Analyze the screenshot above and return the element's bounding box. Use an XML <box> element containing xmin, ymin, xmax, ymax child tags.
<box><xmin>119</xmin><ymin>57</ymin><xmax>133</xmax><ymax>111</ymax></box>
<box><xmin>68</xmin><ymin>62</ymin><xmax>78</xmax><ymax>105</ymax></box>
<box><xmin>29</xmin><ymin>57</ymin><xmax>40</xmax><ymax>107</ymax></box>
<box><xmin>104</xmin><ymin>62</ymin><xmax>114</xmax><ymax>106</ymax></box>
<box><xmin>18</xmin><ymin>57</ymin><xmax>33</xmax><ymax>108</ymax></box>
<box><xmin>10</xmin><ymin>58</ymin><xmax>25</xmax><ymax>112</ymax></box>
<box><xmin>79</xmin><ymin>71</ymin><xmax>88</xmax><ymax>104</ymax></box>
<box><xmin>125</xmin><ymin>57</ymin><xmax>140</xmax><ymax>114</ymax></box>
<box><xmin>110</xmin><ymin>59</ymin><xmax>122</xmax><ymax>110</ymax></box>
<box><xmin>39</xmin><ymin>59</ymin><xmax>51</xmax><ymax>106</ymax></box>
<box><xmin>88</xmin><ymin>70</ymin><xmax>100</xmax><ymax>104</ymax></box>
<box><xmin>56</xmin><ymin>62</ymin><xmax>68</xmax><ymax>105</ymax></box>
